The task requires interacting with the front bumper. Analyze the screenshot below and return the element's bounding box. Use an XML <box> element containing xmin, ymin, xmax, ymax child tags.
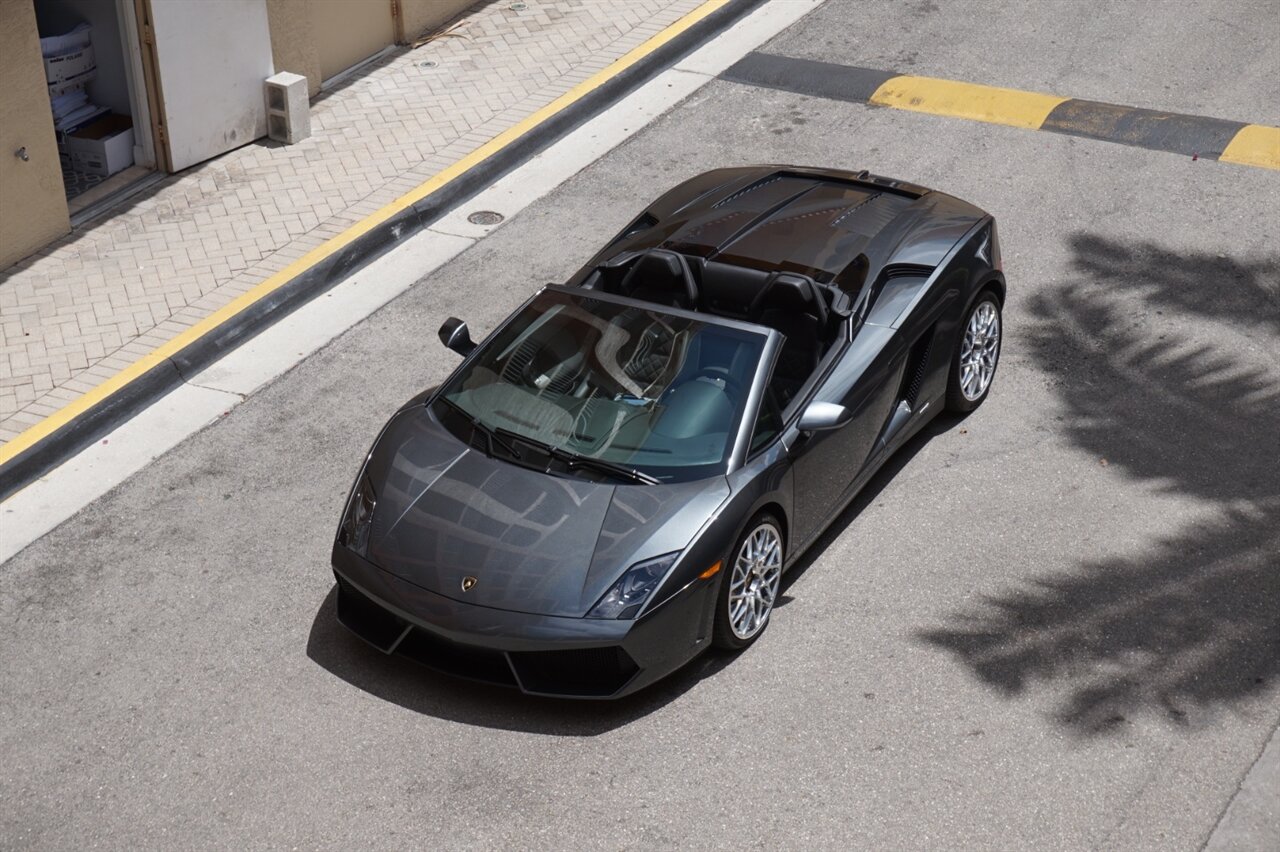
<box><xmin>330</xmin><ymin>544</ymin><xmax>716</xmax><ymax>698</ymax></box>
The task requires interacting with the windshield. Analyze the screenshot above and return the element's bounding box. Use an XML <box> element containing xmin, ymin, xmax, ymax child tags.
<box><xmin>434</xmin><ymin>289</ymin><xmax>768</xmax><ymax>482</ymax></box>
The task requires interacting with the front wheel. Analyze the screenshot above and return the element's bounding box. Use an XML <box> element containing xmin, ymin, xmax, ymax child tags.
<box><xmin>946</xmin><ymin>290</ymin><xmax>1002</xmax><ymax>412</ymax></box>
<box><xmin>712</xmin><ymin>514</ymin><xmax>784</xmax><ymax>651</ymax></box>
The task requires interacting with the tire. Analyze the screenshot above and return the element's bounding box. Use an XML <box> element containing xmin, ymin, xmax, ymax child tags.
<box><xmin>712</xmin><ymin>513</ymin><xmax>785</xmax><ymax>651</ymax></box>
<box><xmin>946</xmin><ymin>289</ymin><xmax>1003</xmax><ymax>413</ymax></box>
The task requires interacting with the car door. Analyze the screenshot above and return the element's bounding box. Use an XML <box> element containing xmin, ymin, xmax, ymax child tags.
<box><xmin>785</xmin><ymin>322</ymin><xmax>903</xmax><ymax>550</ymax></box>
<box><xmin>785</xmin><ymin>265</ymin><xmax>966</xmax><ymax>550</ymax></box>
<box><xmin>864</xmin><ymin>268</ymin><xmax>963</xmax><ymax>458</ymax></box>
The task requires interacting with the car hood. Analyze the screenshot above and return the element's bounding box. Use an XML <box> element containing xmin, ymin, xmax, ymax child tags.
<box><xmin>361</xmin><ymin>406</ymin><xmax>730</xmax><ymax>617</ymax></box>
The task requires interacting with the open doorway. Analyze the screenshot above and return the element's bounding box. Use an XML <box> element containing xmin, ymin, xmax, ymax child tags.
<box><xmin>35</xmin><ymin>0</ymin><xmax>161</xmax><ymax>220</ymax></box>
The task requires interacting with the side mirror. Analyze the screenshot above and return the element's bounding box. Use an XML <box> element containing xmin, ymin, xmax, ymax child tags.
<box><xmin>437</xmin><ymin>317</ymin><xmax>475</xmax><ymax>356</ymax></box>
<box><xmin>797</xmin><ymin>401</ymin><xmax>852</xmax><ymax>432</ymax></box>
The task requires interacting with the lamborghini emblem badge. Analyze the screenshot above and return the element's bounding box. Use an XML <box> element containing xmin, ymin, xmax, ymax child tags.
<box><xmin>461</xmin><ymin>576</ymin><xmax>478</xmax><ymax>592</ymax></box>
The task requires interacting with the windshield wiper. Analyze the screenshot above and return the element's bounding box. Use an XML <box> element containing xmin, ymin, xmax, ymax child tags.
<box><xmin>437</xmin><ymin>397</ymin><xmax>522</xmax><ymax>460</ymax></box>
<box><xmin>493</xmin><ymin>428</ymin><xmax>659</xmax><ymax>485</ymax></box>
<box><xmin>560</xmin><ymin>454</ymin><xmax>660</xmax><ymax>486</ymax></box>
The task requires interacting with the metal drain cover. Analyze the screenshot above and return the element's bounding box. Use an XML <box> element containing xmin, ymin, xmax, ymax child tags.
<box><xmin>467</xmin><ymin>210</ymin><xmax>505</xmax><ymax>226</ymax></box>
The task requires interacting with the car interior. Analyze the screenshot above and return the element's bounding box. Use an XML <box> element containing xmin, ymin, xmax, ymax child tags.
<box><xmin>580</xmin><ymin>248</ymin><xmax>850</xmax><ymax>408</ymax></box>
<box><xmin>443</xmin><ymin>288</ymin><xmax>770</xmax><ymax>478</ymax></box>
<box><xmin>438</xmin><ymin>247</ymin><xmax>859</xmax><ymax>478</ymax></box>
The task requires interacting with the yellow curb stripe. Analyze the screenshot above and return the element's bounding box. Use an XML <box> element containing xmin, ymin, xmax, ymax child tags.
<box><xmin>870</xmin><ymin>75</ymin><xmax>1069</xmax><ymax>131</ymax></box>
<box><xmin>1220</xmin><ymin>124</ymin><xmax>1280</xmax><ymax>170</ymax></box>
<box><xmin>0</xmin><ymin>0</ymin><xmax>731</xmax><ymax>469</ymax></box>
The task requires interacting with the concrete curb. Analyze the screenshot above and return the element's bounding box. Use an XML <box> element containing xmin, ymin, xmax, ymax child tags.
<box><xmin>722</xmin><ymin>52</ymin><xmax>1280</xmax><ymax>166</ymax></box>
<box><xmin>0</xmin><ymin>0</ymin><xmax>767</xmax><ymax>503</ymax></box>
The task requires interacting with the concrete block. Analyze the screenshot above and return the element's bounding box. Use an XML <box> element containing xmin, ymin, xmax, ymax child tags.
<box><xmin>264</xmin><ymin>71</ymin><xmax>310</xmax><ymax>144</ymax></box>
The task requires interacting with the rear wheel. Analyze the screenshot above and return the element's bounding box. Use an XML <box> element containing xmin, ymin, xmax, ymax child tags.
<box><xmin>946</xmin><ymin>290</ymin><xmax>1002</xmax><ymax>412</ymax></box>
<box><xmin>713</xmin><ymin>514</ymin><xmax>784</xmax><ymax>650</ymax></box>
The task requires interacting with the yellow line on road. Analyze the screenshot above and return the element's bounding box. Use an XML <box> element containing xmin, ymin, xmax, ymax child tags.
<box><xmin>1221</xmin><ymin>125</ymin><xmax>1280</xmax><ymax>170</ymax></box>
<box><xmin>0</xmin><ymin>0</ymin><xmax>731</xmax><ymax>469</ymax></box>
<box><xmin>869</xmin><ymin>75</ymin><xmax>1069</xmax><ymax>130</ymax></box>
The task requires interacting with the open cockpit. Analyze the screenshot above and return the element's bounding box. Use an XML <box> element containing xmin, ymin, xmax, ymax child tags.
<box><xmin>578</xmin><ymin>248</ymin><xmax>853</xmax><ymax>409</ymax></box>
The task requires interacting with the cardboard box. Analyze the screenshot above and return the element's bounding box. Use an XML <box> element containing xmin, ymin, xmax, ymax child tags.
<box><xmin>62</xmin><ymin>114</ymin><xmax>134</xmax><ymax>177</ymax></box>
<box><xmin>48</xmin><ymin>78</ymin><xmax>90</xmax><ymax>99</ymax></box>
<box><xmin>44</xmin><ymin>44</ymin><xmax>96</xmax><ymax>85</ymax></box>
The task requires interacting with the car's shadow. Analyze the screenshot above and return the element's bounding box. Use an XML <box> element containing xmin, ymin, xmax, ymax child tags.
<box><xmin>306</xmin><ymin>415</ymin><xmax>962</xmax><ymax>734</ymax></box>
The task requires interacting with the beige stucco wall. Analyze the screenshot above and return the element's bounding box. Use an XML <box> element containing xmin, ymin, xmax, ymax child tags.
<box><xmin>400</xmin><ymin>0</ymin><xmax>475</xmax><ymax>43</ymax></box>
<box><xmin>264</xmin><ymin>1</ymin><xmax>476</xmax><ymax>99</ymax></box>
<box><xmin>0</xmin><ymin>0</ymin><xmax>71</xmax><ymax>270</ymax></box>
<box><xmin>266</xmin><ymin>0</ymin><xmax>323</xmax><ymax>97</ymax></box>
<box><xmin>312</xmin><ymin>0</ymin><xmax>395</xmax><ymax>81</ymax></box>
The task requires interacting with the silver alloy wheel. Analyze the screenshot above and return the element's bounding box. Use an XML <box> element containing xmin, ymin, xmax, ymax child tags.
<box><xmin>959</xmin><ymin>300</ymin><xmax>1001</xmax><ymax>401</ymax></box>
<box><xmin>728</xmin><ymin>521</ymin><xmax>783</xmax><ymax>640</ymax></box>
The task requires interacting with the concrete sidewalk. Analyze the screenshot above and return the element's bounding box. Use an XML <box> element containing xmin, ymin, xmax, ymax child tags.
<box><xmin>0</xmin><ymin>0</ymin><xmax>703</xmax><ymax>447</ymax></box>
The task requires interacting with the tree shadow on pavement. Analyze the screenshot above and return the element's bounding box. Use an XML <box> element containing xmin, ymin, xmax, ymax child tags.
<box><xmin>919</xmin><ymin>233</ymin><xmax>1280</xmax><ymax>735</ymax></box>
<box><xmin>1069</xmin><ymin>233</ymin><xmax>1280</xmax><ymax>338</ymax></box>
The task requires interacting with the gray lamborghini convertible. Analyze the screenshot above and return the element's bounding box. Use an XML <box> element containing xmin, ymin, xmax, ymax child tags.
<box><xmin>330</xmin><ymin>166</ymin><xmax>1005</xmax><ymax>698</ymax></box>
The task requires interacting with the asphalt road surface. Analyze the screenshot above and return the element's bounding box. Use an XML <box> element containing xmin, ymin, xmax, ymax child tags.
<box><xmin>3</xmin><ymin>1</ymin><xmax>1278</xmax><ymax>848</ymax></box>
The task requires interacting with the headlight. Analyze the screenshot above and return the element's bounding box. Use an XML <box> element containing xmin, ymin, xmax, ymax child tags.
<box><xmin>586</xmin><ymin>552</ymin><xmax>679</xmax><ymax>620</ymax></box>
<box><xmin>338</xmin><ymin>472</ymin><xmax>377</xmax><ymax>556</ymax></box>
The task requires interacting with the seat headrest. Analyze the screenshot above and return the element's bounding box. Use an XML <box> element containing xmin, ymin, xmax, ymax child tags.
<box><xmin>620</xmin><ymin>250</ymin><xmax>699</xmax><ymax>308</ymax></box>
<box><xmin>700</xmin><ymin>261</ymin><xmax>769</xmax><ymax>318</ymax></box>
<box><xmin>630</xmin><ymin>251</ymin><xmax>682</xmax><ymax>281</ymax></box>
<box><xmin>749</xmin><ymin>272</ymin><xmax>828</xmax><ymax>325</ymax></box>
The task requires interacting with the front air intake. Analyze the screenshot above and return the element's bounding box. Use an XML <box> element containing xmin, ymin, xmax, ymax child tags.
<box><xmin>396</xmin><ymin>628</ymin><xmax>519</xmax><ymax>688</ymax></box>
<box><xmin>508</xmin><ymin>646</ymin><xmax>640</xmax><ymax>697</ymax></box>
<box><xmin>335</xmin><ymin>576</ymin><xmax>408</xmax><ymax>653</ymax></box>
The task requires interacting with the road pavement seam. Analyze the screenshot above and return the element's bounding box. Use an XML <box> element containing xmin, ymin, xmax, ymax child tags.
<box><xmin>721</xmin><ymin>52</ymin><xmax>1280</xmax><ymax>169</ymax></box>
<box><xmin>1203</xmin><ymin>719</ymin><xmax>1280</xmax><ymax>850</ymax></box>
<box><xmin>0</xmin><ymin>0</ymin><xmax>767</xmax><ymax>504</ymax></box>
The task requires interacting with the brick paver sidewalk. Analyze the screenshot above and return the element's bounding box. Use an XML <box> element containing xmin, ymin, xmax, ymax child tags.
<box><xmin>0</xmin><ymin>0</ymin><xmax>702</xmax><ymax>445</ymax></box>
